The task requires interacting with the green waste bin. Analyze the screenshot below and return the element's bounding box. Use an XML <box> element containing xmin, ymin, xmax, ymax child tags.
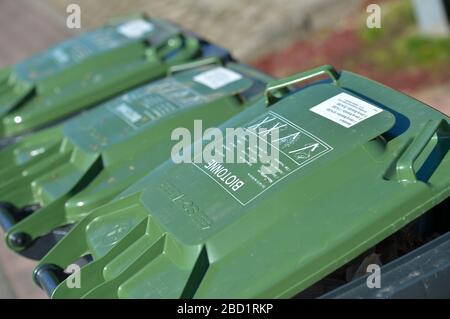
<box><xmin>0</xmin><ymin>59</ymin><xmax>272</xmax><ymax>259</ymax></box>
<box><xmin>321</xmin><ymin>229</ymin><xmax>450</xmax><ymax>299</ymax></box>
<box><xmin>0</xmin><ymin>14</ymin><xmax>229</xmax><ymax>142</ymax></box>
<box><xmin>32</xmin><ymin>65</ymin><xmax>450</xmax><ymax>299</ymax></box>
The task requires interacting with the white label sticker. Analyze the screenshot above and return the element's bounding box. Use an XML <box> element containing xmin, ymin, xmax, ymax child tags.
<box><xmin>310</xmin><ymin>93</ymin><xmax>383</xmax><ymax>128</ymax></box>
<box><xmin>117</xmin><ymin>19</ymin><xmax>154</xmax><ymax>38</ymax></box>
<box><xmin>193</xmin><ymin>67</ymin><xmax>242</xmax><ymax>90</ymax></box>
<box><xmin>115</xmin><ymin>103</ymin><xmax>142</xmax><ymax>123</ymax></box>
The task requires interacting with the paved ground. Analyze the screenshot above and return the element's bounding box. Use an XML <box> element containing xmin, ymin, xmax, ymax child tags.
<box><xmin>0</xmin><ymin>231</ymin><xmax>46</xmax><ymax>299</ymax></box>
<box><xmin>44</xmin><ymin>0</ymin><xmax>363</xmax><ymax>60</ymax></box>
<box><xmin>0</xmin><ymin>255</ymin><xmax>15</xmax><ymax>298</ymax></box>
<box><xmin>0</xmin><ymin>0</ymin><xmax>71</xmax><ymax>66</ymax></box>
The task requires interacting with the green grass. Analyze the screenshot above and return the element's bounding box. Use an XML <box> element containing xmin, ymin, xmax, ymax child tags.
<box><xmin>357</xmin><ymin>0</ymin><xmax>450</xmax><ymax>70</ymax></box>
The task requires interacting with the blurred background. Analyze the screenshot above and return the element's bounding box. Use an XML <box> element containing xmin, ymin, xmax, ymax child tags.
<box><xmin>0</xmin><ymin>0</ymin><xmax>449</xmax><ymax>298</ymax></box>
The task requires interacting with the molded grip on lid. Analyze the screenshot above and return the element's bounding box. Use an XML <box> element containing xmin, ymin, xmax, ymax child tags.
<box><xmin>396</xmin><ymin>119</ymin><xmax>448</xmax><ymax>182</ymax></box>
<box><xmin>265</xmin><ymin>65</ymin><xmax>340</xmax><ymax>106</ymax></box>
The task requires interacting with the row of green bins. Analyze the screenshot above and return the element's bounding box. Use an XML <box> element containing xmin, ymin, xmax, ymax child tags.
<box><xmin>31</xmin><ymin>65</ymin><xmax>449</xmax><ymax>299</ymax></box>
<box><xmin>0</xmin><ymin>13</ymin><xmax>231</xmax><ymax>145</ymax></box>
<box><xmin>0</xmin><ymin>57</ymin><xmax>273</xmax><ymax>259</ymax></box>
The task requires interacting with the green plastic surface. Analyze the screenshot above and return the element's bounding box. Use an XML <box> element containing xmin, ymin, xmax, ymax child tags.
<box><xmin>0</xmin><ymin>15</ymin><xmax>201</xmax><ymax>138</ymax></box>
<box><xmin>1</xmin><ymin>61</ymin><xmax>272</xmax><ymax>254</ymax></box>
<box><xmin>34</xmin><ymin>65</ymin><xmax>450</xmax><ymax>298</ymax></box>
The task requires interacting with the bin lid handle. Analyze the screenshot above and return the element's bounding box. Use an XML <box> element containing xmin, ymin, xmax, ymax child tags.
<box><xmin>396</xmin><ymin>119</ymin><xmax>448</xmax><ymax>183</ymax></box>
<box><xmin>265</xmin><ymin>65</ymin><xmax>340</xmax><ymax>107</ymax></box>
<box><xmin>167</xmin><ymin>57</ymin><xmax>224</xmax><ymax>76</ymax></box>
